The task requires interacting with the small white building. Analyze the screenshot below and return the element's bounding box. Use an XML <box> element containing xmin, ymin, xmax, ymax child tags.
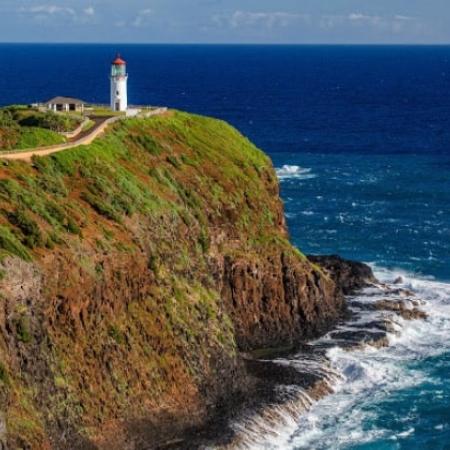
<box><xmin>46</xmin><ymin>96</ymin><xmax>85</xmax><ymax>113</ymax></box>
<box><xmin>110</xmin><ymin>54</ymin><xmax>128</xmax><ymax>112</ymax></box>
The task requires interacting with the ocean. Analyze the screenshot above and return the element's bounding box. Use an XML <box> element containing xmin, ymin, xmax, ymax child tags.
<box><xmin>2</xmin><ymin>44</ymin><xmax>450</xmax><ymax>449</ymax></box>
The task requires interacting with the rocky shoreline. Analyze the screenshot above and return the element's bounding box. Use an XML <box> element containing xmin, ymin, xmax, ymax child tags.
<box><xmin>166</xmin><ymin>255</ymin><xmax>428</xmax><ymax>450</ymax></box>
<box><xmin>0</xmin><ymin>113</ymin><xmax>430</xmax><ymax>449</ymax></box>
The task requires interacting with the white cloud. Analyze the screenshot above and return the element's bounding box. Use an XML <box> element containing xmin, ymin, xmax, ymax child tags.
<box><xmin>18</xmin><ymin>4</ymin><xmax>97</xmax><ymax>24</ymax></box>
<box><xmin>84</xmin><ymin>6</ymin><xmax>95</xmax><ymax>17</ymax></box>
<box><xmin>320</xmin><ymin>12</ymin><xmax>417</xmax><ymax>31</ymax></box>
<box><xmin>133</xmin><ymin>8</ymin><xmax>154</xmax><ymax>27</ymax></box>
<box><xmin>20</xmin><ymin>4</ymin><xmax>76</xmax><ymax>16</ymax></box>
<box><xmin>215</xmin><ymin>10</ymin><xmax>310</xmax><ymax>29</ymax></box>
<box><xmin>395</xmin><ymin>15</ymin><xmax>414</xmax><ymax>21</ymax></box>
<box><xmin>348</xmin><ymin>13</ymin><xmax>381</xmax><ymax>23</ymax></box>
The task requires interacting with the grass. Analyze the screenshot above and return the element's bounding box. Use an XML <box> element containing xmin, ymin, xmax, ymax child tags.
<box><xmin>88</xmin><ymin>106</ymin><xmax>124</xmax><ymax>117</ymax></box>
<box><xmin>0</xmin><ymin>105</ymin><xmax>80</xmax><ymax>151</ymax></box>
<box><xmin>7</xmin><ymin>208</ymin><xmax>43</xmax><ymax>249</ymax></box>
<box><xmin>15</xmin><ymin>316</ymin><xmax>32</xmax><ymax>343</ymax></box>
<box><xmin>0</xmin><ymin>110</ymin><xmax>283</xmax><ymax>262</ymax></box>
<box><xmin>7</xmin><ymin>106</ymin><xmax>82</xmax><ymax>132</ymax></box>
<box><xmin>15</xmin><ymin>127</ymin><xmax>65</xmax><ymax>150</ymax></box>
<box><xmin>0</xmin><ymin>225</ymin><xmax>31</xmax><ymax>261</ymax></box>
<box><xmin>82</xmin><ymin>119</ymin><xmax>95</xmax><ymax>132</ymax></box>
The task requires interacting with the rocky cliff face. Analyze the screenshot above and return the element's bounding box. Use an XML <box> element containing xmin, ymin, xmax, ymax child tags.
<box><xmin>0</xmin><ymin>111</ymin><xmax>345</xmax><ymax>449</ymax></box>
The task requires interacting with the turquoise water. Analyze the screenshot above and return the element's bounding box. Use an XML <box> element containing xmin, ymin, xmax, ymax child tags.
<box><xmin>285</xmin><ymin>269</ymin><xmax>450</xmax><ymax>450</ymax></box>
<box><xmin>2</xmin><ymin>44</ymin><xmax>450</xmax><ymax>449</ymax></box>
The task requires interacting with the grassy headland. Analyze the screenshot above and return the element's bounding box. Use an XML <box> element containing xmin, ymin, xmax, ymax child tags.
<box><xmin>0</xmin><ymin>110</ymin><xmax>340</xmax><ymax>449</ymax></box>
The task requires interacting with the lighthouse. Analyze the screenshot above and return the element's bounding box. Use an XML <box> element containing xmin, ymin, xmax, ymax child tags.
<box><xmin>110</xmin><ymin>54</ymin><xmax>128</xmax><ymax>112</ymax></box>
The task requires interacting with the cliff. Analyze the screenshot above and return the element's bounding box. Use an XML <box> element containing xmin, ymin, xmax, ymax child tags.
<box><xmin>0</xmin><ymin>111</ymin><xmax>345</xmax><ymax>449</ymax></box>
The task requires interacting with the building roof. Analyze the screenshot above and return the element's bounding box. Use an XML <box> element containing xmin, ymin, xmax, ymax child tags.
<box><xmin>112</xmin><ymin>54</ymin><xmax>126</xmax><ymax>66</ymax></box>
<box><xmin>46</xmin><ymin>96</ymin><xmax>85</xmax><ymax>105</ymax></box>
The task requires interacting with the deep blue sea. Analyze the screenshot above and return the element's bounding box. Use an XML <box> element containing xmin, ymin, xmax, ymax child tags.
<box><xmin>2</xmin><ymin>44</ymin><xmax>450</xmax><ymax>449</ymax></box>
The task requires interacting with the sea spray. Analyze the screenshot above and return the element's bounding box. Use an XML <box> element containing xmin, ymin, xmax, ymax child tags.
<box><xmin>275</xmin><ymin>165</ymin><xmax>316</xmax><ymax>181</ymax></box>
<box><xmin>219</xmin><ymin>268</ymin><xmax>446</xmax><ymax>450</ymax></box>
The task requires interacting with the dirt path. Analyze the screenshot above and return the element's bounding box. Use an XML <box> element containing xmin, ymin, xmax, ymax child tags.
<box><xmin>0</xmin><ymin>108</ymin><xmax>167</xmax><ymax>162</ymax></box>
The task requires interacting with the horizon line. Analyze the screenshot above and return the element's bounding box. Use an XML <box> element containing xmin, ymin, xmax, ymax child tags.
<box><xmin>2</xmin><ymin>42</ymin><xmax>450</xmax><ymax>46</ymax></box>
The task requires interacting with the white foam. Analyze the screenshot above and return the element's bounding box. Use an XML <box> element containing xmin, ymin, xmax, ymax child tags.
<box><xmin>275</xmin><ymin>165</ymin><xmax>316</xmax><ymax>181</ymax></box>
<box><xmin>224</xmin><ymin>267</ymin><xmax>450</xmax><ymax>450</ymax></box>
<box><xmin>290</xmin><ymin>268</ymin><xmax>450</xmax><ymax>449</ymax></box>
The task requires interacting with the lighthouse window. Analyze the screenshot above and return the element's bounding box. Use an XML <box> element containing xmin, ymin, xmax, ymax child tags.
<box><xmin>116</xmin><ymin>90</ymin><xmax>119</xmax><ymax>96</ymax></box>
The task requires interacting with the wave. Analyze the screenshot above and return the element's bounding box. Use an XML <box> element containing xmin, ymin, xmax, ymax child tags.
<box><xmin>292</xmin><ymin>269</ymin><xmax>450</xmax><ymax>449</ymax></box>
<box><xmin>222</xmin><ymin>268</ymin><xmax>450</xmax><ymax>450</ymax></box>
<box><xmin>275</xmin><ymin>165</ymin><xmax>316</xmax><ymax>181</ymax></box>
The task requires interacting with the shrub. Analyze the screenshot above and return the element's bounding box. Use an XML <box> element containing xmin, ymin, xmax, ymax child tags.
<box><xmin>7</xmin><ymin>209</ymin><xmax>43</xmax><ymax>249</ymax></box>
<box><xmin>0</xmin><ymin>110</ymin><xmax>20</xmax><ymax>149</ymax></box>
<box><xmin>66</xmin><ymin>217</ymin><xmax>80</xmax><ymax>235</ymax></box>
<box><xmin>108</xmin><ymin>325</ymin><xmax>125</xmax><ymax>345</ymax></box>
<box><xmin>0</xmin><ymin>226</ymin><xmax>31</xmax><ymax>260</ymax></box>
<box><xmin>16</xmin><ymin>316</ymin><xmax>32</xmax><ymax>343</ymax></box>
<box><xmin>166</xmin><ymin>155</ymin><xmax>181</xmax><ymax>169</ymax></box>
<box><xmin>198</xmin><ymin>230</ymin><xmax>209</xmax><ymax>253</ymax></box>
<box><xmin>81</xmin><ymin>192</ymin><xmax>121</xmax><ymax>222</ymax></box>
<box><xmin>0</xmin><ymin>362</ymin><xmax>9</xmax><ymax>385</ymax></box>
<box><xmin>18</xmin><ymin>110</ymin><xmax>80</xmax><ymax>132</ymax></box>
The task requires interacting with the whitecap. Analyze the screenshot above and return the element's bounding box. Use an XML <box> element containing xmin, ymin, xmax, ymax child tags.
<box><xmin>275</xmin><ymin>165</ymin><xmax>316</xmax><ymax>181</ymax></box>
<box><xmin>290</xmin><ymin>268</ymin><xmax>450</xmax><ymax>449</ymax></box>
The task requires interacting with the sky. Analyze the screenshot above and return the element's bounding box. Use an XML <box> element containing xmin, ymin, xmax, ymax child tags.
<box><xmin>1</xmin><ymin>0</ymin><xmax>450</xmax><ymax>44</ymax></box>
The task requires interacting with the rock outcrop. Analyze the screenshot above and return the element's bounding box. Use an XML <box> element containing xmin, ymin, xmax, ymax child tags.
<box><xmin>308</xmin><ymin>254</ymin><xmax>377</xmax><ymax>294</ymax></box>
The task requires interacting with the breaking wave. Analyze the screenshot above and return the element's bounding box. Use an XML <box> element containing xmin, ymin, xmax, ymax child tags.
<box><xmin>275</xmin><ymin>165</ymin><xmax>316</xmax><ymax>181</ymax></box>
<box><xmin>222</xmin><ymin>268</ymin><xmax>450</xmax><ymax>450</ymax></box>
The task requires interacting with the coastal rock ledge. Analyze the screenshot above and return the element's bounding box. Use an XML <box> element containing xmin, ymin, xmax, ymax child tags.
<box><xmin>0</xmin><ymin>111</ymin><xmax>371</xmax><ymax>449</ymax></box>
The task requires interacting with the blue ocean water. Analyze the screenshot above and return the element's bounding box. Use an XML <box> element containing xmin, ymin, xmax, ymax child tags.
<box><xmin>2</xmin><ymin>44</ymin><xmax>450</xmax><ymax>449</ymax></box>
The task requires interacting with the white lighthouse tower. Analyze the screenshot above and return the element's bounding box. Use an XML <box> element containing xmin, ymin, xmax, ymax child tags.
<box><xmin>110</xmin><ymin>54</ymin><xmax>128</xmax><ymax>112</ymax></box>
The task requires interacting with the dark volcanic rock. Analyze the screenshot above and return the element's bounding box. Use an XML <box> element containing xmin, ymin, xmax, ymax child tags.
<box><xmin>374</xmin><ymin>299</ymin><xmax>428</xmax><ymax>320</ymax></box>
<box><xmin>307</xmin><ymin>255</ymin><xmax>377</xmax><ymax>295</ymax></box>
<box><xmin>329</xmin><ymin>329</ymin><xmax>390</xmax><ymax>348</ymax></box>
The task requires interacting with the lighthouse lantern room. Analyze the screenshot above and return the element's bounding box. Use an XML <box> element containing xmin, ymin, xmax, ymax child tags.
<box><xmin>110</xmin><ymin>54</ymin><xmax>128</xmax><ymax>112</ymax></box>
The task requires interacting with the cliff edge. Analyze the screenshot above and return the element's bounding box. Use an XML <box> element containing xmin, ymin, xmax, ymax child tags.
<box><xmin>0</xmin><ymin>111</ymin><xmax>345</xmax><ymax>449</ymax></box>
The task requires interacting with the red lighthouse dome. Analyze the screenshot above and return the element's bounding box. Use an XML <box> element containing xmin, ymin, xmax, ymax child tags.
<box><xmin>112</xmin><ymin>54</ymin><xmax>126</xmax><ymax>66</ymax></box>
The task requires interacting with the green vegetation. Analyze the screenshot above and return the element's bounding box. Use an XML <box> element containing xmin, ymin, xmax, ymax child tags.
<box><xmin>0</xmin><ymin>109</ymin><xmax>321</xmax><ymax>449</ymax></box>
<box><xmin>82</xmin><ymin>119</ymin><xmax>95</xmax><ymax>132</ymax></box>
<box><xmin>0</xmin><ymin>105</ymin><xmax>81</xmax><ymax>151</ymax></box>
<box><xmin>0</xmin><ymin>225</ymin><xmax>31</xmax><ymax>261</ymax></box>
<box><xmin>4</xmin><ymin>105</ymin><xmax>81</xmax><ymax>132</ymax></box>
<box><xmin>0</xmin><ymin>362</ymin><xmax>9</xmax><ymax>385</ymax></box>
<box><xmin>15</xmin><ymin>127</ymin><xmax>65</xmax><ymax>150</ymax></box>
<box><xmin>15</xmin><ymin>316</ymin><xmax>32</xmax><ymax>343</ymax></box>
<box><xmin>0</xmin><ymin>110</ymin><xmax>278</xmax><ymax>262</ymax></box>
<box><xmin>108</xmin><ymin>325</ymin><xmax>125</xmax><ymax>345</ymax></box>
<box><xmin>88</xmin><ymin>106</ymin><xmax>124</xmax><ymax>117</ymax></box>
<box><xmin>0</xmin><ymin>109</ymin><xmax>21</xmax><ymax>149</ymax></box>
<box><xmin>7</xmin><ymin>209</ymin><xmax>43</xmax><ymax>249</ymax></box>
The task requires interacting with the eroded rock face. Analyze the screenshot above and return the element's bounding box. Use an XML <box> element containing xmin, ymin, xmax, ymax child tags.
<box><xmin>217</xmin><ymin>252</ymin><xmax>344</xmax><ymax>351</ymax></box>
<box><xmin>307</xmin><ymin>255</ymin><xmax>377</xmax><ymax>295</ymax></box>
